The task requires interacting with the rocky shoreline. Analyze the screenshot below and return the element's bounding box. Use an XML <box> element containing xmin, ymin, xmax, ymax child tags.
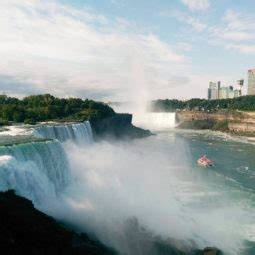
<box><xmin>176</xmin><ymin>110</ymin><xmax>255</xmax><ymax>136</ymax></box>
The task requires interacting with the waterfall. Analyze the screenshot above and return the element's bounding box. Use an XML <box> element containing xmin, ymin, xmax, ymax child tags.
<box><xmin>0</xmin><ymin>140</ymin><xmax>70</xmax><ymax>203</ymax></box>
<box><xmin>132</xmin><ymin>112</ymin><xmax>176</xmax><ymax>131</ymax></box>
<box><xmin>33</xmin><ymin>121</ymin><xmax>94</xmax><ymax>144</ymax></box>
<box><xmin>0</xmin><ymin>121</ymin><xmax>93</xmax><ymax>204</ymax></box>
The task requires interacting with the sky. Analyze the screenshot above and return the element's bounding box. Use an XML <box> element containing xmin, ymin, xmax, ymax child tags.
<box><xmin>0</xmin><ymin>0</ymin><xmax>255</xmax><ymax>101</ymax></box>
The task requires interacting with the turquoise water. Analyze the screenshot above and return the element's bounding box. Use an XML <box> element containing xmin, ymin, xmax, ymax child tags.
<box><xmin>175</xmin><ymin>130</ymin><xmax>255</xmax><ymax>192</ymax></box>
<box><xmin>156</xmin><ymin>129</ymin><xmax>255</xmax><ymax>254</ymax></box>
<box><xmin>0</xmin><ymin>124</ymin><xmax>255</xmax><ymax>255</ymax></box>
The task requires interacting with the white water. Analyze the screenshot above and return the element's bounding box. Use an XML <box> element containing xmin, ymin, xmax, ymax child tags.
<box><xmin>0</xmin><ymin>121</ymin><xmax>94</xmax><ymax>203</ymax></box>
<box><xmin>112</xmin><ymin>103</ymin><xmax>176</xmax><ymax>131</ymax></box>
<box><xmin>132</xmin><ymin>112</ymin><xmax>176</xmax><ymax>131</ymax></box>
<box><xmin>33</xmin><ymin>121</ymin><xmax>93</xmax><ymax>144</ymax></box>
<box><xmin>59</xmin><ymin>137</ymin><xmax>252</xmax><ymax>255</ymax></box>
<box><xmin>0</xmin><ymin>125</ymin><xmax>31</xmax><ymax>136</ymax></box>
<box><xmin>0</xmin><ymin>120</ymin><xmax>253</xmax><ymax>255</ymax></box>
<box><xmin>0</xmin><ymin>140</ymin><xmax>70</xmax><ymax>203</ymax></box>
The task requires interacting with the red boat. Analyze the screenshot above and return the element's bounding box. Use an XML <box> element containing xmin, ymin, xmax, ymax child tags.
<box><xmin>197</xmin><ymin>155</ymin><xmax>213</xmax><ymax>167</ymax></box>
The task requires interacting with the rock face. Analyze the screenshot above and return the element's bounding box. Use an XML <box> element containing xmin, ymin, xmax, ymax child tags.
<box><xmin>176</xmin><ymin>110</ymin><xmax>255</xmax><ymax>133</ymax></box>
<box><xmin>0</xmin><ymin>190</ymin><xmax>116</xmax><ymax>255</ymax></box>
<box><xmin>90</xmin><ymin>113</ymin><xmax>152</xmax><ymax>140</ymax></box>
<box><xmin>0</xmin><ymin>191</ymin><xmax>224</xmax><ymax>255</ymax></box>
<box><xmin>197</xmin><ymin>247</ymin><xmax>223</xmax><ymax>255</ymax></box>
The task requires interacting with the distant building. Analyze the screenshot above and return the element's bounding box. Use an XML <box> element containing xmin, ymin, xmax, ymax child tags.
<box><xmin>208</xmin><ymin>81</ymin><xmax>220</xmax><ymax>100</ymax></box>
<box><xmin>237</xmin><ymin>79</ymin><xmax>244</xmax><ymax>97</ymax></box>
<box><xmin>208</xmin><ymin>81</ymin><xmax>242</xmax><ymax>100</ymax></box>
<box><xmin>248</xmin><ymin>69</ymin><xmax>255</xmax><ymax>95</ymax></box>
<box><xmin>218</xmin><ymin>86</ymin><xmax>235</xmax><ymax>99</ymax></box>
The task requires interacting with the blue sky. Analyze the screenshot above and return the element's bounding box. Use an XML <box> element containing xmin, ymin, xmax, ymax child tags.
<box><xmin>0</xmin><ymin>0</ymin><xmax>255</xmax><ymax>100</ymax></box>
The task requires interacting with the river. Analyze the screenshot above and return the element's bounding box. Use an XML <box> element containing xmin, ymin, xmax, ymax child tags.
<box><xmin>0</xmin><ymin>116</ymin><xmax>254</xmax><ymax>255</ymax></box>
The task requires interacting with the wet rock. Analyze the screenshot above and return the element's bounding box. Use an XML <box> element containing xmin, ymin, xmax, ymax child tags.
<box><xmin>203</xmin><ymin>247</ymin><xmax>222</xmax><ymax>255</ymax></box>
<box><xmin>0</xmin><ymin>190</ymin><xmax>117</xmax><ymax>255</ymax></box>
<box><xmin>194</xmin><ymin>247</ymin><xmax>223</xmax><ymax>255</ymax></box>
<box><xmin>90</xmin><ymin>113</ymin><xmax>152</xmax><ymax>140</ymax></box>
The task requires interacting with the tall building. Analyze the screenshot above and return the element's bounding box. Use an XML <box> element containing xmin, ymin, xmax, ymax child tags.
<box><xmin>208</xmin><ymin>81</ymin><xmax>220</xmax><ymax>100</ymax></box>
<box><xmin>208</xmin><ymin>81</ymin><xmax>242</xmax><ymax>100</ymax></box>
<box><xmin>237</xmin><ymin>79</ymin><xmax>244</xmax><ymax>97</ymax></box>
<box><xmin>219</xmin><ymin>86</ymin><xmax>235</xmax><ymax>99</ymax></box>
<box><xmin>248</xmin><ymin>69</ymin><xmax>255</xmax><ymax>95</ymax></box>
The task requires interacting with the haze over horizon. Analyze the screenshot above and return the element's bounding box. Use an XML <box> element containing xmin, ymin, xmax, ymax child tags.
<box><xmin>1</xmin><ymin>0</ymin><xmax>255</xmax><ymax>101</ymax></box>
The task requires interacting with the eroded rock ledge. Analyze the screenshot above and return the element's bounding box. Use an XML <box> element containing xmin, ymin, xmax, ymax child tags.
<box><xmin>90</xmin><ymin>113</ymin><xmax>152</xmax><ymax>140</ymax></box>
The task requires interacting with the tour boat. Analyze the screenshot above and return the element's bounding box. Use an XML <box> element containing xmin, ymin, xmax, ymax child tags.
<box><xmin>197</xmin><ymin>155</ymin><xmax>213</xmax><ymax>167</ymax></box>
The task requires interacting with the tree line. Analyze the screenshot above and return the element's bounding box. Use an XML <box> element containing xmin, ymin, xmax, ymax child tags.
<box><xmin>0</xmin><ymin>94</ymin><xmax>115</xmax><ymax>125</ymax></box>
<box><xmin>151</xmin><ymin>96</ymin><xmax>255</xmax><ymax>112</ymax></box>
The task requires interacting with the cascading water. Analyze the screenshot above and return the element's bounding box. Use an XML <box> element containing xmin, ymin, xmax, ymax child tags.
<box><xmin>111</xmin><ymin>103</ymin><xmax>176</xmax><ymax>131</ymax></box>
<box><xmin>0</xmin><ymin>119</ymin><xmax>254</xmax><ymax>255</ymax></box>
<box><xmin>132</xmin><ymin>112</ymin><xmax>176</xmax><ymax>131</ymax></box>
<box><xmin>33</xmin><ymin>121</ymin><xmax>94</xmax><ymax>144</ymax></box>
<box><xmin>0</xmin><ymin>121</ymin><xmax>94</xmax><ymax>205</ymax></box>
<box><xmin>0</xmin><ymin>140</ymin><xmax>70</xmax><ymax>203</ymax></box>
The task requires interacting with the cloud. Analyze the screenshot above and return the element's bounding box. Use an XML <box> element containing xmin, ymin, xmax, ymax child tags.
<box><xmin>181</xmin><ymin>0</ymin><xmax>210</xmax><ymax>11</ymax></box>
<box><xmin>178</xmin><ymin>13</ymin><xmax>207</xmax><ymax>32</ymax></box>
<box><xmin>0</xmin><ymin>0</ymin><xmax>195</xmax><ymax>100</ymax></box>
<box><xmin>210</xmin><ymin>10</ymin><xmax>255</xmax><ymax>54</ymax></box>
<box><xmin>0</xmin><ymin>75</ymin><xmax>42</xmax><ymax>97</ymax></box>
<box><xmin>226</xmin><ymin>44</ymin><xmax>255</xmax><ymax>54</ymax></box>
<box><xmin>160</xmin><ymin>10</ymin><xmax>207</xmax><ymax>33</ymax></box>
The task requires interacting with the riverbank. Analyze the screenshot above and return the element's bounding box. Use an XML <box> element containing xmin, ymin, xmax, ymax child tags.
<box><xmin>176</xmin><ymin>110</ymin><xmax>255</xmax><ymax>137</ymax></box>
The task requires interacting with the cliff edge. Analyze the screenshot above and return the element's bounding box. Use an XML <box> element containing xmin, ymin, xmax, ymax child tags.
<box><xmin>176</xmin><ymin>110</ymin><xmax>255</xmax><ymax>134</ymax></box>
<box><xmin>0</xmin><ymin>190</ymin><xmax>116</xmax><ymax>255</ymax></box>
<box><xmin>90</xmin><ymin>113</ymin><xmax>152</xmax><ymax>140</ymax></box>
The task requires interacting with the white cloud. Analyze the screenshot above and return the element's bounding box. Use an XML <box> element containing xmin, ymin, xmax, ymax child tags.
<box><xmin>181</xmin><ymin>0</ymin><xmax>210</xmax><ymax>11</ymax></box>
<box><xmin>160</xmin><ymin>10</ymin><xmax>207</xmax><ymax>32</ymax></box>
<box><xmin>219</xmin><ymin>32</ymin><xmax>252</xmax><ymax>42</ymax></box>
<box><xmin>0</xmin><ymin>0</ymin><xmax>194</xmax><ymax>101</ymax></box>
<box><xmin>210</xmin><ymin>10</ymin><xmax>255</xmax><ymax>54</ymax></box>
<box><xmin>226</xmin><ymin>44</ymin><xmax>255</xmax><ymax>54</ymax></box>
<box><xmin>224</xmin><ymin>10</ymin><xmax>254</xmax><ymax>31</ymax></box>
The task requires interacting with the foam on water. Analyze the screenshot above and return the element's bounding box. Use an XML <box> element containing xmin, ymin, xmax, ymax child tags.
<box><xmin>0</xmin><ymin>122</ymin><xmax>254</xmax><ymax>255</ymax></box>
<box><xmin>57</xmin><ymin>135</ymin><xmax>255</xmax><ymax>255</ymax></box>
<box><xmin>132</xmin><ymin>112</ymin><xmax>176</xmax><ymax>131</ymax></box>
<box><xmin>0</xmin><ymin>125</ymin><xmax>31</xmax><ymax>136</ymax></box>
<box><xmin>0</xmin><ymin>141</ymin><xmax>70</xmax><ymax>203</ymax></box>
<box><xmin>33</xmin><ymin>121</ymin><xmax>94</xmax><ymax>144</ymax></box>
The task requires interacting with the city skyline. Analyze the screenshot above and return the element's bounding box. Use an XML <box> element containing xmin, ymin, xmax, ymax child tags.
<box><xmin>0</xmin><ymin>0</ymin><xmax>255</xmax><ymax>101</ymax></box>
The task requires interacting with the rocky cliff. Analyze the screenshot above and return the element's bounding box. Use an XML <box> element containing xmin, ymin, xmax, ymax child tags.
<box><xmin>176</xmin><ymin>110</ymin><xmax>255</xmax><ymax>133</ymax></box>
<box><xmin>0</xmin><ymin>190</ymin><xmax>222</xmax><ymax>255</ymax></box>
<box><xmin>0</xmin><ymin>190</ymin><xmax>117</xmax><ymax>255</ymax></box>
<box><xmin>90</xmin><ymin>113</ymin><xmax>152</xmax><ymax>140</ymax></box>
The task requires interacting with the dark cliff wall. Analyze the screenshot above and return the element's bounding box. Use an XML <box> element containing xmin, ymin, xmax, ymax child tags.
<box><xmin>0</xmin><ymin>190</ymin><xmax>222</xmax><ymax>255</ymax></box>
<box><xmin>0</xmin><ymin>190</ymin><xmax>117</xmax><ymax>255</ymax></box>
<box><xmin>90</xmin><ymin>113</ymin><xmax>152</xmax><ymax>140</ymax></box>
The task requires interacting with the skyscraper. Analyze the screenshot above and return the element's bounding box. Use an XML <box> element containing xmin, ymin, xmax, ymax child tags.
<box><xmin>208</xmin><ymin>81</ymin><xmax>220</xmax><ymax>100</ymax></box>
<box><xmin>248</xmin><ymin>69</ymin><xmax>255</xmax><ymax>95</ymax></box>
<box><xmin>208</xmin><ymin>81</ymin><xmax>242</xmax><ymax>100</ymax></box>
